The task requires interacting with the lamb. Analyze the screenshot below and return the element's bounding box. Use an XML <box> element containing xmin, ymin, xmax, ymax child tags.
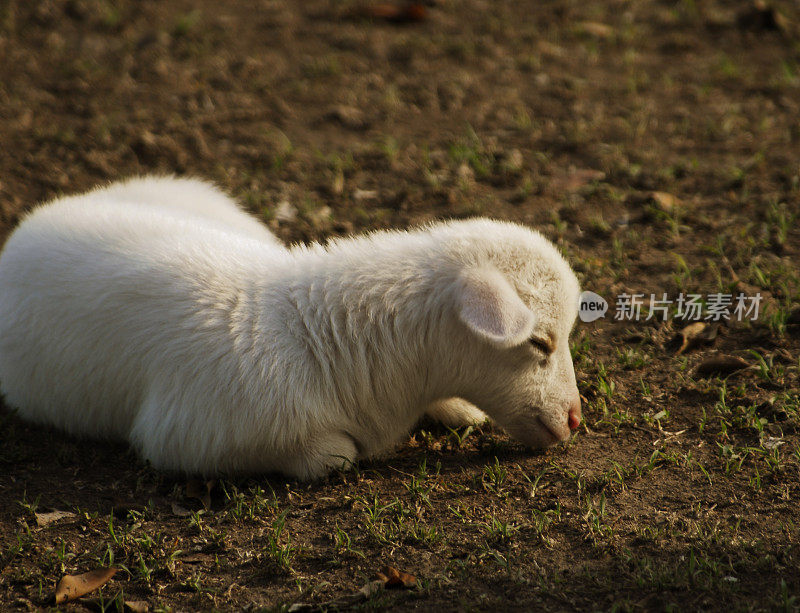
<box><xmin>0</xmin><ymin>177</ymin><xmax>582</xmax><ymax>480</ymax></box>
<box><xmin>84</xmin><ymin>177</ymin><xmax>491</xmax><ymax>429</ymax></box>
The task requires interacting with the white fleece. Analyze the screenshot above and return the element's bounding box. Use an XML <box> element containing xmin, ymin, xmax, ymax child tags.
<box><xmin>0</xmin><ymin>177</ymin><xmax>581</xmax><ymax>479</ymax></box>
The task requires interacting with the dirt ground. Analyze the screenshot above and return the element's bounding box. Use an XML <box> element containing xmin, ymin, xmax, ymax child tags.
<box><xmin>1</xmin><ymin>0</ymin><xmax>800</xmax><ymax>610</ymax></box>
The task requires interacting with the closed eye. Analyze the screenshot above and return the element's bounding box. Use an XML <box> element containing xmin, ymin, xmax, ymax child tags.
<box><xmin>529</xmin><ymin>336</ymin><xmax>554</xmax><ymax>355</ymax></box>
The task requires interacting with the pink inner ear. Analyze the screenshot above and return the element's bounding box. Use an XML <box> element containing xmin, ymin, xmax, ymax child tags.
<box><xmin>458</xmin><ymin>267</ymin><xmax>536</xmax><ymax>347</ymax></box>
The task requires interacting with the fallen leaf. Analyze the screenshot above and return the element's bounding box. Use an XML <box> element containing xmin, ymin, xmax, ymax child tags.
<box><xmin>274</xmin><ymin>200</ymin><xmax>297</xmax><ymax>223</ymax></box>
<box><xmin>330</xmin><ymin>169</ymin><xmax>345</xmax><ymax>195</ymax></box>
<box><xmin>576</xmin><ymin>21</ymin><xmax>615</xmax><ymax>39</ymax></box>
<box><xmin>694</xmin><ymin>355</ymin><xmax>750</xmax><ymax>377</ymax></box>
<box><xmin>54</xmin><ymin>568</ymin><xmax>117</xmax><ymax>604</ymax></box>
<box><xmin>326</xmin><ymin>105</ymin><xmax>369</xmax><ymax>131</ymax></box>
<box><xmin>647</xmin><ymin>191</ymin><xmax>681</xmax><ymax>214</ymax></box>
<box><xmin>550</xmin><ymin>168</ymin><xmax>605</xmax><ymax>193</ymax></box>
<box><xmin>375</xmin><ymin>565</ymin><xmax>417</xmax><ymax>588</ymax></box>
<box><xmin>171</xmin><ymin>502</ymin><xmax>191</xmax><ymax>517</ymax></box>
<box><xmin>500</xmin><ymin>148</ymin><xmax>524</xmax><ymax>174</ymax></box>
<box><xmin>307</xmin><ymin>205</ymin><xmax>333</xmax><ymax>230</ymax></box>
<box><xmin>353</xmin><ymin>188</ymin><xmax>379</xmax><ymax>201</ymax></box>
<box><xmin>179</xmin><ymin>553</ymin><xmax>214</xmax><ymax>564</ymax></box>
<box><xmin>763</xmin><ymin>436</ymin><xmax>785</xmax><ymax>450</ymax></box>
<box><xmin>360</xmin><ymin>3</ymin><xmax>426</xmax><ymax>23</ymax></box>
<box><xmin>359</xmin><ymin>579</ymin><xmax>386</xmax><ymax>598</ymax></box>
<box><xmin>124</xmin><ymin>601</ymin><xmax>150</xmax><ymax>613</ymax></box>
<box><xmin>673</xmin><ymin>322</ymin><xmax>718</xmax><ymax>355</ymax></box>
<box><xmin>732</xmin><ymin>278</ymin><xmax>763</xmax><ymax>297</ymax></box>
<box><xmin>35</xmin><ymin>510</ymin><xmax>76</xmax><ymax>527</ymax></box>
<box><xmin>289</xmin><ymin>566</ymin><xmax>415</xmax><ymax>611</ymax></box>
<box><xmin>537</xmin><ymin>41</ymin><xmax>565</xmax><ymax>58</ymax></box>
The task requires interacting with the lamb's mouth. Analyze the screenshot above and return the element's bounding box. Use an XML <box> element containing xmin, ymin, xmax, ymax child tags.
<box><xmin>535</xmin><ymin>416</ymin><xmax>563</xmax><ymax>444</ymax></box>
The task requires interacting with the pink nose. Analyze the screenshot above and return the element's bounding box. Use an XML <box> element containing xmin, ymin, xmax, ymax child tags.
<box><xmin>567</xmin><ymin>396</ymin><xmax>582</xmax><ymax>431</ymax></box>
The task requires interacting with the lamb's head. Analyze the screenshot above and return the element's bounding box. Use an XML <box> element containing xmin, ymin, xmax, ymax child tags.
<box><xmin>444</xmin><ymin>222</ymin><xmax>581</xmax><ymax>448</ymax></box>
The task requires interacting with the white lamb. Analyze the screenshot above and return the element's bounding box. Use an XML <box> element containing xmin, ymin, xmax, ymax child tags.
<box><xmin>0</xmin><ymin>177</ymin><xmax>582</xmax><ymax>480</ymax></box>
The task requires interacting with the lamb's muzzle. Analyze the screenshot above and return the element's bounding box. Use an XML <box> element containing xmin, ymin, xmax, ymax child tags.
<box><xmin>537</xmin><ymin>394</ymin><xmax>582</xmax><ymax>443</ymax></box>
<box><xmin>568</xmin><ymin>396</ymin><xmax>582</xmax><ymax>431</ymax></box>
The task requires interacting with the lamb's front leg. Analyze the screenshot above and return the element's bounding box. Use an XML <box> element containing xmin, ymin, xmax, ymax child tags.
<box><xmin>426</xmin><ymin>398</ymin><xmax>488</xmax><ymax>428</ymax></box>
<box><xmin>281</xmin><ymin>430</ymin><xmax>359</xmax><ymax>480</ymax></box>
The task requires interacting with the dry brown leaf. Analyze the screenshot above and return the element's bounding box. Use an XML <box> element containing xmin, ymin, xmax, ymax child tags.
<box><xmin>289</xmin><ymin>579</ymin><xmax>384</xmax><ymax>611</ymax></box>
<box><xmin>330</xmin><ymin>169</ymin><xmax>345</xmax><ymax>196</ymax></box>
<box><xmin>694</xmin><ymin>355</ymin><xmax>751</xmax><ymax>377</ymax></box>
<box><xmin>290</xmin><ymin>568</ymin><xmax>413</xmax><ymax>611</ymax></box>
<box><xmin>577</xmin><ymin>21</ymin><xmax>615</xmax><ymax>39</ymax></box>
<box><xmin>326</xmin><ymin>105</ymin><xmax>370</xmax><ymax>131</ymax></box>
<box><xmin>54</xmin><ymin>567</ymin><xmax>117</xmax><ymax>604</ymax></box>
<box><xmin>732</xmin><ymin>279</ymin><xmax>763</xmax><ymax>297</ymax></box>
<box><xmin>673</xmin><ymin>322</ymin><xmax>718</xmax><ymax>355</ymax></box>
<box><xmin>551</xmin><ymin>168</ymin><xmax>605</xmax><ymax>193</ymax></box>
<box><xmin>35</xmin><ymin>510</ymin><xmax>76</xmax><ymax>527</ymax></box>
<box><xmin>625</xmin><ymin>191</ymin><xmax>683</xmax><ymax>218</ymax></box>
<box><xmin>274</xmin><ymin>200</ymin><xmax>297</xmax><ymax>223</ymax></box>
<box><xmin>179</xmin><ymin>553</ymin><xmax>214</xmax><ymax>564</ymax></box>
<box><xmin>648</xmin><ymin>191</ymin><xmax>681</xmax><ymax>214</ymax></box>
<box><xmin>124</xmin><ymin>601</ymin><xmax>150</xmax><ymax>613</ymax></box>
<box><xmin>537</xmin><ymin>41</ymin><xmax>565</xmax><ymax>58</ymax></box>
<box><xmin>359</xmin><ymin>579</ymin><xmax>386</xmax><ymax>599</ymax></box>
<box><xmin>360</xmin><ymin>3</ymin><xmax>426</xmax><ymax>23</ymax></box>
<box><xmin>171</xmin><ymin>502</ymin><xmax>191</xmax><ymax>517</ymax></box>
<box><xmin>375</xmin><ymin>565</ymin><xmax>417</xmax><ymax>588</ymax></box>
<box><xmin>353</xmin><ymin>189</ymin><xmax>379</xmax><ymax>201</ymax></box>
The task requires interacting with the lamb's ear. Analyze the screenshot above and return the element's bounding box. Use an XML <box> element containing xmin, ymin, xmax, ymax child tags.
<box><xmin>456</xmin><ymin>267</ymin><xmax>536</xmax><ymax>348</ymax></box>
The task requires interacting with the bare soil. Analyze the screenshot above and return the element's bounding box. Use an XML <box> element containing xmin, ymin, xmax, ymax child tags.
<box><xmin>1</xmin><ymin>0</ymin><xmax>799</xmax><ymax>611</ymax></box>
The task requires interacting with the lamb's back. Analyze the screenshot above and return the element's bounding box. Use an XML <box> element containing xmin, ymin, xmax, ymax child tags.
<box><xmin>0</xmin><ymin>198</ymin><xmax>288</xmax><ymax>439</ymax></box>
